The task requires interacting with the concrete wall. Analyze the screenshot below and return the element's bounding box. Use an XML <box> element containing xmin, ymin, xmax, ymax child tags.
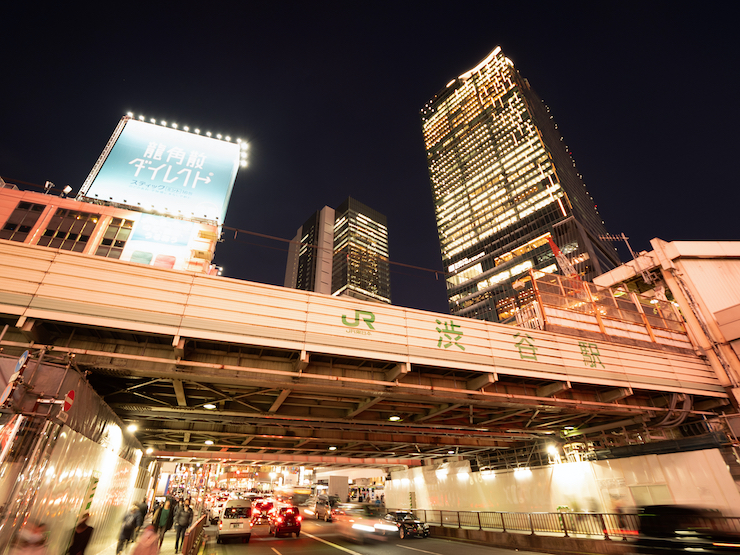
<box><xmin>386</xmin><ymin>449</ymin><xmax>740</xmax><ymax>515</ymax></box>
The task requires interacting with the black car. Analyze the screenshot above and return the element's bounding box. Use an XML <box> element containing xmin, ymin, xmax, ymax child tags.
<box><xmin>269</xmin><ymin>506</ymin><xmax>302</xmax><ymax>537</ymax></box>
<box><xmin>633</xmin><ymin>505</ymin><xmax>740</xmax><ymax>554</ymax></box>
<box><xmin>375</xmin><ymin>511</ymin><xmax>430</xmax><ymax>539</ymax></box>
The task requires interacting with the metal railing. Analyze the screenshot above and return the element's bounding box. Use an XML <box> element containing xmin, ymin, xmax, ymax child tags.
<box><xmin>182</xmin><ymin>514</ymin><xmax>207</xmax><ymax>555</ymax></box>
<box><xmin>397</xmin><ymin>509</ymin><xmax>641</xmax><ymax>540</ymax></box>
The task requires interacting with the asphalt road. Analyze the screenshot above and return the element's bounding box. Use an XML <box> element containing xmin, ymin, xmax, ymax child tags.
<box><xmin>204</xmin><ymin>510</ymin><xmax>553</xmax><ymax>555</ymax></box>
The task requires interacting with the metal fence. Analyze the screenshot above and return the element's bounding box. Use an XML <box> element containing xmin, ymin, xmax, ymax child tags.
<box><xmin>397</xmin><ymin>509</ymin><xmax>641</xmax><ymax>540</ymax></box>
<box><xmin>182</xmin><ymin>514</ymin><xmax>208</xmax><ymax>555</ymax></box>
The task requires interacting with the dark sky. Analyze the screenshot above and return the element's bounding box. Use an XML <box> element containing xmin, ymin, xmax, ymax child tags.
<box><xmin>3</xmin><ymin>3</ymin><xmax>738</xmax><ymax>314</ymax></box>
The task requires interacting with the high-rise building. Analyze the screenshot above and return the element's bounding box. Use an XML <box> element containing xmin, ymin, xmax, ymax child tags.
<box><xmin>421</xmin><ymin>46</ymin><xmax>620</xmax><ymax>322</ymax></box>
<box><xmin>285</xmin><ymin>197</ymin><xmax>391</xmax><ymax>304</ymax></box>
<box><xmin>284</xmin><ymin>206</ymin><xmax>335</xmax><ymax>295</ymax></box>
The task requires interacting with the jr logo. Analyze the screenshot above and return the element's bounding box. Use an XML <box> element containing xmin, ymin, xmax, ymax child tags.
<box><xmin>342</xmin><ymin>310</ymin><xmax>376</xmax><ymax>330</ymax></box>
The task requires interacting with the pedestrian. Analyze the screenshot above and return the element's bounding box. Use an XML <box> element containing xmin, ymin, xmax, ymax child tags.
<box><xmin>129</xmin><ymin>525</ymin><xmax>158</xmax><ymax>555</ymax></box>
<box><xmin>173</xmin><ymin>498</ymin><xmax>194</xmax><ymax>553</ymax></box>
<box><xmin>137</xmin><ymin>498</ymin><xmax>148</xmax><ymax>520</ymax></box>
<box><xmin>133</xmin><ymin>498</ymin><xmax>148</xmax><ymax>540</ymax></box>
<box><xmin>67</xmin><ymin>513</ymin><xmax>93</xmax><ymax>555</ymax></box>
<box><xmin>153</xmin><ymin>499</ymin><xmax>174</xmax><ymax>548</ymax></box>
<box><xmin>116</xmin><ymin>506</ymin><xmax>141</xmax><ymax>554</ymax></box>
<box><xmin>9</xmin><ymin>523</ymin><xmax>49</xmax><ymax>555</ymax></box>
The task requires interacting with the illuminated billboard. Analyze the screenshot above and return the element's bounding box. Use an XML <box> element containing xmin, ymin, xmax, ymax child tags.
<box><xmin>79</xmin><ymin>116</ymin><xmax>242</xmax><ymax>223</ymax></box>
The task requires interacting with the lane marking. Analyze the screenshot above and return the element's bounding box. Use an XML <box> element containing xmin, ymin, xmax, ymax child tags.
<box><xmin>271</xmin><ymin>548</ymin><xmax>283</xmax><ymax>555</ymax></box>
<box><xmin>301</xmin><ymin>531</ymin><xmax>365</xmax><ymax>555</ymax></box>
<box><xmin>395</xmin><ymin>545</ymin><xmax>444</xmax><ymax>555</ymax></box>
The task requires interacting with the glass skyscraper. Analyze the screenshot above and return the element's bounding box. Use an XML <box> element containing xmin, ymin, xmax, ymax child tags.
<box><xmin>332</xmin><ymin>197</ymin><xmax>391</xmax><ymax>304</ymax></box>
<box><xmin>285</xmin><ymin>197</ymin><xmax>391</xmax><ymax>304</ymax></box>
<box><xmin>421</xmin><ymin>46</ymin><xmax>620</xmax><ymax>322</ymax></box>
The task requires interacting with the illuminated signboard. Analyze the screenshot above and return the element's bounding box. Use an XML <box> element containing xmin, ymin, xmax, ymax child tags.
<box><xmin>79</xmin><ymin>117</ymin><xmax>241</xmax><ymax>223</ymax></box>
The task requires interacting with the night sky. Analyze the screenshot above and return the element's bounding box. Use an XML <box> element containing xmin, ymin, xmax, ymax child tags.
<box><xmin>3</xmin><ymin>3</ymin><xmax>738</xmax><ymax>314</ymax></box>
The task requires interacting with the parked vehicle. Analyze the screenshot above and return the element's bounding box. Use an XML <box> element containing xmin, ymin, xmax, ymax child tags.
<box><xmin>633</xmin><ymin>505</ymin><xmax>740</xmax><ymax>554</ymax></box>
<box><xmin>313</xmin><ymin>494</ymin><xmax>341</xmax><ymax>521</ymax></box>
<box><xmin>375</xmin><ymin>510</ymin><xmax>430</xmax><ymax>539</ymax></box>
<box><xmin>333</xmin><ymin>502</ymin><xmax>384</xmax><ymax>542</ymax></box>
<box><xmin>269</xmin><ymin>505</ymin><xmax>302</xmax><ymax>537</ymax></box>
<box><xmin>217</xmin><ymin>498</ymin><xmax>252</xmax><ymax>543</ymax></box>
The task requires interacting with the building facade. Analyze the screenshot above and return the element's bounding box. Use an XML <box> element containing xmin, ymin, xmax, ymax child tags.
<box><xmin>421</xmin><ymin>46</ymin><xmax>620</xmax><ymax>322</ymax></box>
<box><xmin>284</xmin><ymin>205</ymin><xmax>335</xmax><ymax>295</ymax></box>
<box><xmin>285</xmin><ymin>197</ymin><xmax>391</xmax><ymax>304</ymax></box>
<box><xmin>0</xmin><ymin>181</ymin><xmax>220</xmax><ymax>274</ymax></box>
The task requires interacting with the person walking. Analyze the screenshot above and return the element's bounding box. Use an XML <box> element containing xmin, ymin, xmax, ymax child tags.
<box><xmin>173</xmin><ymin>498</ymin><xmax>193</xmax><ymax>553</ymax></box>
<box><xmin>132</xmin><ymin>498</ymin><xmax>148</xmax><ymax>541</ymax></box>
<box><xmin>67</xmin><ymin>513</ymin><xmax>93</xmax><ymax>555</ymax></box>
<box><xmin>117</xmin><ymin>506</ymin><xmax>142</xmax><ymax>554</ymax></box>
<box><xmin>153</xmin><ymin>499</ymin><xmax>174</xmax><ymax>548</ymax></box>
<box><xmin>129</xmin><ymin>525</ymin><xmax>158</xmax><ymax>555</ymax></box>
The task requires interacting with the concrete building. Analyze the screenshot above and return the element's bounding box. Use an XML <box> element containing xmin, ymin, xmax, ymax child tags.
<box><xmin>285</xmin><ymin>197</ymin><xmax>391</xmax><ymax>304</ymax></box>
<box><xmin>0</xmin><ymin>180</ymin><xmax>221</xmax><ymax>274</ymax></box>
<box><xmin>421</xmin><ymin>46</ymin><xmax>620</xmax><ymax>322</ymax></box>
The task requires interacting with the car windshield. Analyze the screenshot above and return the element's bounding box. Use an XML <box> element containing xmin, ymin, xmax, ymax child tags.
<box><xmin>223</xmin><ymin>507</ymin><xmax>250</xmax><ymax>519</ymax></box>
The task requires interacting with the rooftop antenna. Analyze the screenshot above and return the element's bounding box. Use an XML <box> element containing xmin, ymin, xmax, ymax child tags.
<box><xmin>599</xmin><ymin>233</ymin><xmax>654</xmax><ymax>284</ymax></box>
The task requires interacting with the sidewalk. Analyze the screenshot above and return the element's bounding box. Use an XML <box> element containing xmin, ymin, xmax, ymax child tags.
<box><xmin>98</xmin><ymin>524</ymin><xmax>220</xmax><ymax>555</ymax></box>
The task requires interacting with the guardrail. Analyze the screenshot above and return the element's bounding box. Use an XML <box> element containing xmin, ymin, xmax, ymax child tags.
<box><xmin>182</xmin><ymin>514</ymin><xmax>207</xmax><ymax>555</ymax></box>
<box><xmin>400</xmin><ymin>509</ymin><xmax>740</xmax><ymax>541</ymax></box>
<box><xmin>404</xmin><ymin>509</ymin><xmax>640</xmax><ymax>540</ymax></box>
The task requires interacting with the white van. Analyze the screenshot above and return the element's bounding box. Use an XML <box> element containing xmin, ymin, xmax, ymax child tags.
<box><xmin>217</xmin><ymin>498</ymin><xmax>253</xmax><ymax>543</ymax></box>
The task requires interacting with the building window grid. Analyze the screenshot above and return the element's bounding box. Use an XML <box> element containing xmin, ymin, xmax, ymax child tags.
<box><xmin>95</xmin><ymin>218</ymin><xmax>134</xmax><ymax>259</ymax></box>
<box><xmin>0</xmin><ymin>202</ymin><xmax>46</xmax><ymax>242</ymax></box>
<box><xmin>36</xmin><ymin>208</ymin><xmax>100</xmax><ymax>252</ymax></box>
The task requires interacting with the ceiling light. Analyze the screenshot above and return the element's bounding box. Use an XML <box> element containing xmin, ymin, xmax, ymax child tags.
<box><xmin>127</xmin><ymin>424</ymin><xmax>138</xmax><ymax>432</ymax></box>
<box><xmin>145</xmin><ymin>447</ymin><xmax>153</xmax><ymax>454</ymax></box>
<box><xmin>329</xmin><ymin>446</ymin><xmax>337</xmax><ymax>451</ymax></box>
<box><xmin>389</xmin><ymin>415</ymin><xmax>401</xmax><ymax>422</ymax></box>
<box><xmin>203</xmin><ymin>403</ymin><xmax>216</xmax><ymax>410</ymax></box>
<box><xmin>205</xmin><ymin>440</ymin><xmax>214</xmax><ymax>445</ymax></box>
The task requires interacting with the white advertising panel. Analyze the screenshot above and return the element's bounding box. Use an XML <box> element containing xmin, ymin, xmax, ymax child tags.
<box><xmin>80</xmin><ymin>117</ymin><xmax>240</xmax><ymax>223</ymax></box>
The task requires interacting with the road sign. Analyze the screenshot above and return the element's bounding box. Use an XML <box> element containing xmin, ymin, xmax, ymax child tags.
<box><xmin>14</xmin><ymin>350</ymin><xmax>30</xmax><ymax>374</ymax></box>
<box><xmin>0</xmin><ymin>382</ymin><xmax>13</xmax><ymax>406</ymax></box>
<box><xmin>63</xmin><ymin>390</ymin><xmax>75</xmax><ymax>412</ymax></box>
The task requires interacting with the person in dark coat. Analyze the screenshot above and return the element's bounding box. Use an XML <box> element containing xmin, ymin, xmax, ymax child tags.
<box><xmin>133</xmin><ymin>499</ymin><xmax>148</xmax><ymax>540</ymax></box>
<box><xmin>173</xmin><ymin>499</ymin><xmax>194</xmax><ymax>553</ymax></box>
<box><xmin>68</xmin><ymin>513</ymin><xmax>93</xmax><ymax>555</ymax></box>
<box><xmin>117</xmin><ymin>506</ymin><xmax>142</xmax><ymax>554</ymax></box>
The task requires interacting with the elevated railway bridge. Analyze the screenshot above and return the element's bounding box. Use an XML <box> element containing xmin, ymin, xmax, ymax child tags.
<box><xmin>0</xmin><ymin>240</ymin><xmax>734</xmax><ymax>472</ymax></box>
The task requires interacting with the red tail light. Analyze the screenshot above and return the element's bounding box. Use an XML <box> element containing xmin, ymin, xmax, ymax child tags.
<box><xmin>218</xmin><ymin>521</ymin><xmax>222</xmax><ymax>530</ymax></box>
<box><xmin>277</xmin><ymin>517</ymin><xmax>283</xmax><ymax>523</ymax></box>
<box><xmin>297</xmin><ymin>515</ymin><xmax>302</xmax><ymax>522</ymax></box>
